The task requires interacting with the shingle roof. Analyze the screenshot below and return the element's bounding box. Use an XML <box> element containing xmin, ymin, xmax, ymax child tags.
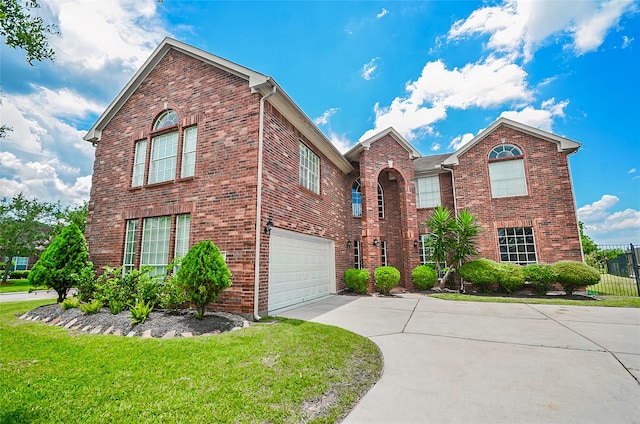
<box><xmin>413</xmin><ymin>153</ymin><xmax>452</xmax><ymax>174</ymax></box>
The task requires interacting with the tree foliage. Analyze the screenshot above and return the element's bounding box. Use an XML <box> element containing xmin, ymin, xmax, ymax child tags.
<box><xmin>0</xmin><ymin>0</ymin><xmax>57</xmax><ymax>65</ymax></box>
<box><xmin>28</xmin><ymin>223</ymin><xmax>93</xmax><ymax>302</ymax></box>
<box><xmin>579</xmin><ymin>221</ymin><xmax>598</xmax><ymax>255</ymax></box>
<box><xmin>425</xmin><ymin>206</ymin><xmax>481</xmax><ymax>289</ymax></box>
<box><xmin>0</xmin><ymin>193</ymin><xmax>60</xmax><ymax>283</ymax></box>
<box><xmin>176</xmin><ymin>240</ymin><xmax>232</xmax><ymax>320</ymax></box>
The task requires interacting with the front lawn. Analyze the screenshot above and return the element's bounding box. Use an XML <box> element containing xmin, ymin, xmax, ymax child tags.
<box><xmin>0</xmin><ymin>279</ymin><xmax>47</xmax><ymax>294</ymax></box>
<box><xmin>430</xmin><ymin>293</ymin><xmax>640</xmax><ymax>308</ymax></box>
<box><xmin>0</xmin><ymin>300</ymin><xmax>382</xmax><ymax>423</ymax></box>
<box><xmin>588</xmin><ymin>274</ymin><xmax>639</xmax><ymax>297</ymax></box>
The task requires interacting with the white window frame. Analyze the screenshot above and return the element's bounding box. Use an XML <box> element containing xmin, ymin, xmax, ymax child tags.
<box><xmin>498</xmin><ymin>227</ymin><xmax>538</xmax><ymax>265</ymax></box>
<box><xmin>415</xmin><ymin>176</ymin><xmax>441</xmax><ymax>208</ymax></box>
<box><xmin>418</xmin><ymin>234</ymin><xmax>434</xmax><ymax>266</ymax></box>
<box><xmin>377</xmin><ymin>184</ymin><xmax>384</xmax><ymax>218</ymax></box>
<box><xmin>299</xmin><ymin>142</ymin><xmax>320</xmax><ymax>194</ymax></box>
<box><xmin>381</xmin><ymin>241</ymin><xmax>387</xmax><ymax>266</ymax></box>
<box><xmin>148</xmin><ymin>132</ymin><xmax>179</xmax><ymax>184</ymax></box>
<box><xmin>181</xmin><ymin>126</ymin><xmax>197</xmax><ymax>178</ymax></box>
<box><xmin>354</xmin><ymin>240</ymin><xmax>362</xmax><ymax>269</ymax></box>
<box><xmin>352</xmin><ymin>179</ymin><xmax>362</xmax><ymax>217</ymax></box>
<box><xmin>489</xmin><ymin>159</ymin><xmax>527</xmax><ymax>198</ymax></box>
<box><xmin>123</xmin><ymin>219</ymin><xmax>138</xmax><ymax>273</ymax></box>
<box><xmin>174</xmin><ymin>214</ymin><xmax>190</xmax><ymax>262</ymax></box>
<box><xmin>132</xmin><ymin>140</ymin><xmax>147</xmax><ymax>187</ymax></box>
<box><xmin>140</xmin><ymin>216</ymin><xmax>171</xmax><ymax>276</ymax></box>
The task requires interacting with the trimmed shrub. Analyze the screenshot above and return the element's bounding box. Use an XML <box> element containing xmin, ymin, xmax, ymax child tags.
<box><xmin>459</xmin><ymin>258</ymin><xmax>501</xmax><ymax>292</ymax></box>
<box><xmin>135</xmin><ymin>273</ymin><xmax>164</xmax><ymax>308</ymax></box>
<box><xmin>374</xmin><ymin>266</ymin><xmax>400</xmax><ymax>295</ymax></box>
<box><xmin>28</xmin><ymin>223</ymin><xmax>94</xmax><ymax>303</ymax></box>
<box><xmin>344</xmin><ymin>268</ymin><xmax>370</xmax><ymax>294</ymax></box>
<box><xmin>412</xmin><ymin>265</ymin><xmax>437</xmax><ymax>291</ymax></box>
<box><xmin>176</xmin><ymin>240</ymin><xmax>232</xmax><ymax>320</ymax></box>
<box><xmin>523</xmin><ymin>264</ymin><xmax>558</xmax><ymax>295</ymax></box>
<box><xmin>9</xmin><ymin>270</ymin><xmax>29</xmax><ymax>279</ymax></box>
<box><xmin>553</xmin><ymin>261</ymin><xmax>600</xmax><ymax>295</ymax></box>
<box><xmin>496</xmin><ymin>263</ymin><xmax>525</xmax><ymax>294</ymax></box>
<box><xmin>160</xmin><ymin>274</ymin><xmax>187</xmax><ymax>312</ymax></box>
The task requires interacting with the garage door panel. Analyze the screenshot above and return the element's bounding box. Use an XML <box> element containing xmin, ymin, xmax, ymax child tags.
<box><xmin>268</xmin><ymin>229</ymin><xmax>335</xmax><ymax>313</ymax></box>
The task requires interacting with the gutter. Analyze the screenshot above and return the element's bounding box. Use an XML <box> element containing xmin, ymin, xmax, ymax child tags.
<box><xmin>253</xmin><ymin>85</ymin><xmax>277</xmax><ymax>321</ymax></box>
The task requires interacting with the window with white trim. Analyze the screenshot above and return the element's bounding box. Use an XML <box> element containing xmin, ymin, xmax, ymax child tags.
<box><xmin>149</xmin><ymin>132</ymin><xmax>179</xmax><ymax>184</ymax></box>
<box><xmin>174</xmin><ymin>214</ymin><xmax>190</xmax><ymax>260</ymax></box>
<box><xmin>381</xmin><ymin>241</ymin><xmax>387</xmax><ymax>266</ymax></box>
<box><xmin>140</xmin><ymin>216</ymin><xmax>171</xmax><ymax>276</ymax></box>
<box><xmin>498</xmin><ymin>227</ymin><xmax>537</xmax><ymax>265</ymax></box>
<box><xmin>415</xmin><ymin>176</ymin><xmax>441</xmax><ymax>208</ymax></box>
<box><xmin>351</xmin><ymin>178</ymin><xmax>384</xmax><ymax>218</ymax></box>
<box><xmin>488</xmin><ymin>144</ymin><xmax>527</xmax><ymax>198</ymax></box>
<box><xmin>132</xmin><ymin>141</ymin><xmax>147</xmax><ymax>187</ymax></box>
<box><xmin>123</xmin><ymin>219</ymin><xmax>138</xmax><ymax>273</ymax></box>
<box><xmin>181</xmin><ymin>127</ymin><xmax>197</xmax><ymax>178</ymax></box>
<box><xmin>354</xmin><ymin>240</ymin><xmax>362</xmax><ymax>269</ymax></box>
<box><xmin>418</xmin><ymin>234</ymin><xmax>434</xmax><ymax>265</ymax></box>
<box><xmin>299</xmin><ymin>142</ymin><xmax>320</xmax><ymax>194</ymax></box>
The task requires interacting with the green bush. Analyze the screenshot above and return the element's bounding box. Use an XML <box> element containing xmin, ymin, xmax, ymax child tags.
<box><xmin>553</xmin><ymin>261</ymin><xmax>600</xmax><ymax>295</ymax></box>
<box><xmin>496</xmin><ymin>263</ymin><xmax>525</xmax><ymax>294</ymax></box>
<box><xmin>459</xmin><ymin>258</ymin><xmax>501</xmax><ymax>292</ymax></box>
<box><xmin>28</xmin><ymin>223</ymin><xmax>94</xmax><ymax>303</ymax></box>
<box><xmin>412</xmin><ymin>265</ymin><xmax>437</xmax><ymax>290</ymax></box>
<box><xmin>9</xmin><ymin>270</ymin><xmax>29</xmax><ymax>279</ymax></box>
<box><xmin>61</xmin><ymin>297</ymin><xmax>80</xmax><ymax>310</ymax></box>
<box><xmin>135</xmin><ymin>273</ymin><xmax>164</xmax><ymax>308</ymax></box>
<box><xmin>374</xmin><ymin>266</ymin><xmax>400</xmax><ymax>295</ymax></box>
<box><xmin>523</xmin><ymin>264</ymin><xmax>558</xmax><ymax>295</ymax></box>
<box><xmin>160</xmin><ymin>274</ymin><xmax>187</xmax><ymax>312</ymax></box>
<box><xmin>176</xmin><ymin>240</ymin><xmax>232</xmax><ymax>320</ymax></box>
<box><xmin>80</xmin><ymin>299</ymin><xmax>103</xmax><ymax>314</ymax></box>
<box><xmin>344</xmin><ymin>268</ymin><xmax>370</xmax><ymax>294</ymax></box>
<box><xmin>129</xmin><ymin>300</ymin><xmax>152</xmax><ymax>325</ymax></box>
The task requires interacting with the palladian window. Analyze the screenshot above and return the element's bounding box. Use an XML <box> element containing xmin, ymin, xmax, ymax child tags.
<box><xmin>488</xmin><ymin>144</ymin><xmax>527</xmax><ymax>198</ymax></box>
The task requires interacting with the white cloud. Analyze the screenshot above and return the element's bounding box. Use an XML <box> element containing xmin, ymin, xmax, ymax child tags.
<box><xmin>447</xmin><ymin>0</ymin><xmax>635</xmax><ymax>60</ymax></box>
<box><xmin>500</xmin><ymin>98</ymin><xmax>569</xmax><ymax>132</ymax></box>
<box><xmin>449</xmin><ymin>133</ymin><xmax>475</xmax><ymax>151</ymax></box>
<box><xmin>431</xmin><ymin>143</ymin><xmax>441</xmax><ymax>151</ymax></box>
<box><xmin>621</xmin><ymin>35</ymin><xmax>634</xmax><ymax>48</ymax></box>
<box><xmin>628</xmin><ymin>168</ymin><xmax>637</xmax><ymax>173</ymax></box>
<box><xmin>377</xmin><ymin>8</ymin><xmax>389</xmax><ymax>19</ymax></box>
<box><xmin>328</xmin><ymin>131</ymin><xmax>353</xmax><ymax>154</ymax></box>
<box><xmin>360</xmin><ymin>56</ymin><xmax>531</xmax><ymax>141</ymax></box>
<box><xmin>362</xmin><ymin>57</ymin><xmax>379</xmax><ymax>80</ymax></box>
<box><xmin>314</xmin><ymin>108</ymin><xmax>340</xmax><ymax>126</ymax></box>
<box><xmin>578</xmin><ymin>195</ymin><xmax>640</xmax><ymax>244</ymax></box>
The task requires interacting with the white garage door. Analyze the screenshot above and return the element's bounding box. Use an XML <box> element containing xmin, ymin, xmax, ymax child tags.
<box><xmin>268</xmin><ymin>228</ymin><xmax>335</xmax><ymax>313</ymax></box>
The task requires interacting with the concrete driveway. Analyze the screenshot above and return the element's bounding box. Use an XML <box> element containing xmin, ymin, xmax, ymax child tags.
<box><xmin>277</xmin><ymin>294</ymin><xmax>640</xmax><ymax>424</ymax></box>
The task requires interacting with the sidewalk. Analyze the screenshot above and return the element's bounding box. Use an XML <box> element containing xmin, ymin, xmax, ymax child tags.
<box><xmin>0</xmin><ymin>290</ymin><xmax>60</xmax><ymax>303</ymax></box>
<box><xmin>278</xmin><ymin>294</ymin><xmax>640</xmax><ymax>424</ymax></box>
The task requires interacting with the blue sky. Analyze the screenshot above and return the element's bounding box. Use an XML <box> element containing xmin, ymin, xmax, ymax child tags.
<box><xmin>1</xmin><ymin>0</ymin><xmax>638</xmax><ymax>245</ymax></box>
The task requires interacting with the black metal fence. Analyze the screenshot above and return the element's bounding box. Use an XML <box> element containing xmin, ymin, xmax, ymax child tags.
<box><xmin>585</xmin><ymin>243</ymin><xmax>640</xmax><ymax>297</ymax></box>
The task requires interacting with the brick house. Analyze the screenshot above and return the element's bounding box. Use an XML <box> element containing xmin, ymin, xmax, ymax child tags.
<box><xmin>84</xmin><ymin>38</ymin><xmax>583</xmax><ymax>318</ymax></box>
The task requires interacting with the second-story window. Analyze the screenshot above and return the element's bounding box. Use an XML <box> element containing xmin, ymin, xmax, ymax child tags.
<box><xmin>299</xmin><ymin>142</ymin><xmax>320</xmax><ymax>194</ymax></box>
<box><xmin>488</xmin><ymin>144</ymin><xmax>527</xmax><ymax>198</ymax></box>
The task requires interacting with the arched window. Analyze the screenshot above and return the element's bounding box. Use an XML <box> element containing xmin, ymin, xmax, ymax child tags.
<box><xmin>351</xmin><ymin>178</ymin><xmax>384</xmax><ymax>218</ymax></box>
<box><xmin>488</xmin><ymin>144</ymin><xmax>527</xmax><ymax>198</ymax></box>
<box><xmin>153</xmin><ymin>110</ymin><xmax>179</xmax><ymax>130</ymax></box>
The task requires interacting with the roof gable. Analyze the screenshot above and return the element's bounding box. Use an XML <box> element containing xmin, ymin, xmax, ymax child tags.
<box><xmin>84</xmin><ymin>38</ymin><xmax>352</xmax><ymax>174</ymax></box>
<box><xmin>345</xmin><ymin>127</ymin><xmax>421</xmax><ymax>162</ymax></box>
<box><xmin>443</xmin><ymin>117</ymin><xmax>581</xmax><ymax>166</ymax></box>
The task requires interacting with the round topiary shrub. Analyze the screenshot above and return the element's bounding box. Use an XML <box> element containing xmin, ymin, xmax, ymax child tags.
<box><xmin>374</xmin><ymin>266</ymin><xmax>400</xmax><ymax>295</ymax></box>
<box><xmin>496</xmin><ymin>263</ymin><xmax>525</xmax><ymax>294</ymax></box>
<box><xmin>412</xmin><ymin>265</ymin><xmax>437</xmax><ymax>291</ymax></box>
<box><xmin>523</xmin><ymin>264</ymin><xmax>558</xmax><ymax>295</ymax></box>
<box><xmin>344</xmin><ymin>268</ymin><xmax>370</xmax><ymax>294</ymax></box>
<box><xmin>458</xmin><ymin>258</ymin><xmax>501</xmax><ymax>293</ymax></box>
<box><xmin>552</xmin><ymin>261</ymin><xmax>600</xmax><ymax>295</ymax></box>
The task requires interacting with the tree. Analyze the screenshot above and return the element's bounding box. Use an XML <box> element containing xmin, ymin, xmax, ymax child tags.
<box><xmin>579</xmin><ymin>221</ymin><xmax>598</xmax><ymax>255</ymax></box>
<box><xmin>52</xmin><ymin>201</ymin><xmax>88</xmax><ymax>237</ymax></box>
<box><xmin>0</xmin><ymin>193</ymin><xmax>60</xmax><ymax>283</ymax></box>
<box><xmin>176</xmin><ymin>240</ymin><xmax>232</xmax><ymax>320</ymax></box>
<box><xmin>28</xmin><ymin>223</ymin><xmax>93</xmax><ymax>302</ymax></box>
<box><xmin>425</xmin><ymin>206</ymin><xmax>480</xmax><ymax>290</ymax></box>
<box><xmin>0</xmin><ymin>0</ymin><xmax>57</xmax><ymax>65</ymax></box>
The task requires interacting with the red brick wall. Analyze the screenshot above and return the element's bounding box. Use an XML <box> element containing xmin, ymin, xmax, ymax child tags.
<box><xmin>87</xmin><ymin>49</ymin><xmax>262</xmax><ymax>315</ymax></box>
<box><xmin>452</xmin><ymin>125</ymin><xmax>582</xmax><ymax>264</ymax></box>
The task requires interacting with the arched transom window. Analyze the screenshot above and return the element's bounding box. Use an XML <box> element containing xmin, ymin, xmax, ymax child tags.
<box><xmin>352</xmin><ymin>178</ymin><xmax>384</xmax><ymax>218</ymax></box>
<box><xmin>488</xmin><ymin>144</ymin><xmax>527</xmax><ymax>198</ymax></box>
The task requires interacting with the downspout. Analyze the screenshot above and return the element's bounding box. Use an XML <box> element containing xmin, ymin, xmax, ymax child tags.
<box><xmin>441</xmin><ymin>164</ymin><xmax>457</xmax><ymax>214</ymax></box>
<box><xmin>253</xmin><ymin>85</ymin><xmax>277</xmax><ymax>321</ymax></box>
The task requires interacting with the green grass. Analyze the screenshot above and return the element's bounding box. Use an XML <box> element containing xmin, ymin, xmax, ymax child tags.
<box><xmin>0</xmin><ymin>300</ymin><xmax>382</xmax><ymax>424</ymax></box>
<box><xmin>0</xmin><ymin>279</ymin><xmax>47</xmax><ymax>293</ymax></box>
<box><xmin>429</xmin><ymin>293</ymin><xmax>640</xmax><ymax>308</ymax></box>
<box><xmin>587</xmin><ymin>274</ymin><xmax>639</xmax><ymax>297</ymax></box>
